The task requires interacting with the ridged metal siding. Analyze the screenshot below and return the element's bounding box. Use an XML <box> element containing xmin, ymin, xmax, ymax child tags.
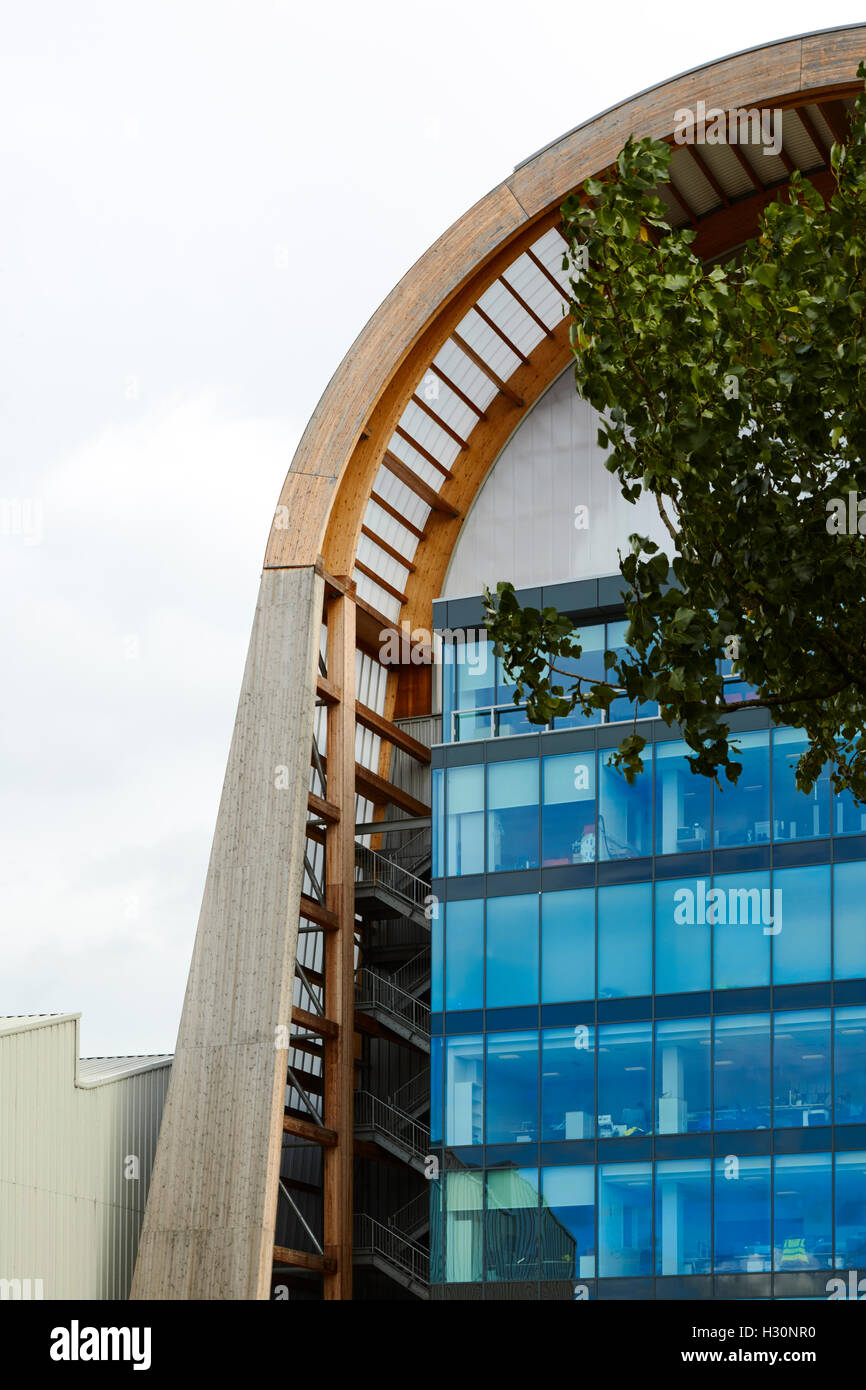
<box><xmin>0</xmin><ymin>1014</ymin><xmax>170</xmax><ymax>1299</ymax></box>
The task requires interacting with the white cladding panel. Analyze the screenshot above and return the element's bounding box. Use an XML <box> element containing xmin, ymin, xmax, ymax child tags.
<box><xmin>442</xmin><ymin>366</ymin><xmax>672</xmax><ymax>596</ymax></box>
<box><xmin>0</xmin><ymin>1014</ymin><xmax>170</xmax><ymax>1300</ymax></box>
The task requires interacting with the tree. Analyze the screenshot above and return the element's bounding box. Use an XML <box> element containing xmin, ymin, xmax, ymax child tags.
<box><xmin>484</xmin><ymin>66</ymin><xmax>866</xmax><ymax>800</ymax></box>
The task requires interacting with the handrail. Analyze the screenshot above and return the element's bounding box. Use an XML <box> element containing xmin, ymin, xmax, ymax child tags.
<box><xmin>390</xmin><ymin>1070</ymin><xmax>429</xmax><ymax>1116</ymax></box>
<box><xmin>354</xmin><ymin>844</ymin><xmax>429</xmax><ymax>919</ymax></box>
<box><xmin>355</xmin><ymin>968</ymin><xmax>430</xmax><ymax>1042</ymax></box>
<box><xmin>388</xmin><ymin>1189</ymin><xmax>430</xmax><ymax>1237</ymax></box>
<box><xmin>354</xmin><ymin>1090</ymin><xmax>430</xmax><ymax>1162</ymax></box>
<box><xmin>354</xmin><ymin>1213</ymin><xmax>429</xmax><ymax>1287</ymax></box>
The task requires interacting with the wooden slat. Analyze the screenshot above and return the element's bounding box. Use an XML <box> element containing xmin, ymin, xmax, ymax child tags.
<box><xmin>665</xmin><ymin>169</ymin><xmax>697</xmax><ymax>222</ymax></box>
<box><xmin>796</xmin><ymin>105</ymin><xmax>830</xmax><ymax>164</ymax></box>
<box><xmin>360</xmin><ymin>524</ymin><xmax>417</xmax><ymax>571</ymax></box>
<box><xmin>427</xmin><ymin>362</ymin><xmax>487</xmax><ymax>418</ymax></box>
<box><xmin>291</xmin><ymin>1006</ymin><xmax>339</xmax><ymax>1038</ymax></box>
<box><xmin>382</xmin><ymin>450</ymin><xmax>460</xmax><ymax>516</ymax></box>
<box><xmin>819</xmin><ymin>99</ymin><xmax>850</xmax><ymax>146</ymax></box>
<box><xmin>472</xmin><ymin>303</ymin><xmax>530</xmax><ymax>364</ymax></box>
<box><xmin>282</xmin><ymin>1114</ymin><xmax>338</xmax><ymax>1146</ymax></box>
<box><xmin>726</xmin><ymin>140</ymin><xmax>763</xmax><ymax>189</ymax></box>
<box><xmin>369</xmin><ymin>490</ymin><xmax>427</xmax><ymax>541</ymax></box>
<box><xmin>499</xmin><ymin>274</ymin><xmax>554</xmax><ymax>338</ymax></box>
<box><xmin>524</xmin><ymin>246</ymin><xmax>569</xmax><ymax>299</ymax></box>
<box><xmin>354</xmin><ymin>558</ymin><xmax>408</xmax><ymax>605</ymax></box>
<box><xmin>686</xmin><ymin>144</ymin><xmax>730</xmax><ymax>207</ymax></box>
<box><xmin>315</xmin><ymin>673</ymin><xmax>340</xmax><ymax>705</ymax></box>
<box><xmin>451</xmin><ymin>330</ymin><xmax>524</xmax><ymax>406</ymax></box>
<box><xmin>354</xmin><ymin>700</ymin><xmax>431</xmax><ymax>764</ymax></box>
<box><xmin>354</xmin><ymin>762</ymin><xmax>429</xmax><ymax>818</ymax></box>
<box><xmin>410</xmin><ymin>393</ymin><xmax>470</xmax><ymax>449</ymax></box>
<box><xmin>308</xmin><ymin>790</ymin><xmax>340</xmax><ymax>823</ymax></box>
<box><xmin>393</xmin><ymin>426</ymin><xmax>454</xmax><ymax>479</ymax></box>
<box><xmin>299</xmin><ymin>894</ymin><xmax>339</xmax><ymax>930</ymax></box>
<box><xmin>273</xmin><ymin>1245</ymin><xmax>337</xmax><ymax>1274</ymax></box>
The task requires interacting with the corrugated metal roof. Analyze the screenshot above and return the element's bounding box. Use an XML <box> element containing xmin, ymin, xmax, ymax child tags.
<box><xmin>78</xmin><ymin>1055</ymin><xmax>172</xmax><ymax>1083</ymax></box>
<box><xmin>0</xmin><ymin>1012</ymin><xmax>79</xmax><ymax>1034</ymax></box>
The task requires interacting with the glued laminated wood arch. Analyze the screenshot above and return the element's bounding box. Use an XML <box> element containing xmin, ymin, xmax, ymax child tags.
<box><xmin>132</xmin><ymin>27</ymin><xmax>866</xmax><ymax>1304</ymax></box>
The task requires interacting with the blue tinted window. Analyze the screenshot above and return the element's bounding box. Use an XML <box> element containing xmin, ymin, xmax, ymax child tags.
<box><xmin>486</xmin><ymin>1167</ymin><xmax>540</xmax><ymax>1281</ymax></box>
<box><xmin>655</xmin><ymin>1017</ymin><xmax>710</xmax><ymax>1134</ymax></box>
<box><xmin>432</xmin><ymin>768</ymin><xmax>444</xmax><ymax>877</ymax></box>
<box><xmin>835</xmin><ymin>1151</ymin><xmax>866</xmax><ymax>1269</ymax></box>
<box><xmin>655</xmin><ymin>740</ymin><xmax>711</xmax><ymax>856</ymax></box>
<box><xmin>550</xmin><ymin>625</ymin><xmax>605</xmax><ymax>730</ymax></box>
<box><xmin>495</xmin><ymin>706</ymin><xmax>536</xmax><ymax>736</ymax></box>
<box><xmin>486</xmin><ymin>1030</ymin><xmax>538</xmax><ymax>1145</ymax></box>
<box><xmin>772</xmin><ymin>728</ymin><xmax>830</xmax><ymax>842</ymax></box>
<box><xmin>486</xmin><ymin>894</ymin><xmax>538</xmax><ymax>1008</ymax></box>
<box><xmin>835</xmin><ymin>1006</ymin><xmax>866</xmax><ymax>1124</ymax></box>
<box><xmin>541</xmin><ymin>888</ymin><xmax>595</xmax><ymax>1003</ymax></box>
<box><xmin>456</xmin><ymin>711</ymin><xmax>492</xmax><ymax>742</ymax></box>
<box><xmin>487</xmin><ymin>759</ymin><xmax>539</xmax><ymax>873</ymax></box>
<box><xmin>598</xmin><ymin>747</ymin><xmax>651</xmax><ymax>861</ymax></box>
<box><xmin>713</xmin><ymin>730</ymin><xmax>769</xmax><ymax>849</ymax></box>
<box><xmin>655</xmin><ymin>877</ymin><xmax>711</xmax><ymax>994</ymax></box>
<box><xmin>541</xmin><ymin>751</ymin><xmax>596</xmax><ymax>867</ymax></box>
<box><xmin>598</xmin><ymin>881</ymin><xmax>651</xmax><ymax>998</ymax></box>
<box><xmin>541</xmin><ymin>1026</ymin><xmax>595</xmax><ymax>1141</ymax></box>
<box><xmin>712</xmin><ymin>870</ymin><xmax>771</xmax><ymax>989</ymax></box>
<box><xmin>773</xmin><ymin>1010</ymin><xmax>831</xmax><ymax>1128</ymax></box>
<box><xmin>834</xmin><ymin>779</ymin><xmax>866</xmax><ymax>837</ymax></box>
<box><xmin>606</xmin><ymin>620</ymin><xmax>657</xmax><ymax>722</ymax></box>
<box><xmin>714</xmin><ymin>1013</ymin><xmax>771</xmax><ymax>1130</ymax></box>
<box><xmin>440</xmin><ymin>641</ymin><xmax>456</xmax><ymax>743</ymax></box>
<box><xmin>597</xmin><ymin>1021</ymin><xmax>652</xmax><ymax>1134</ymax></box>
<box><xmin>541</xmin><ymin>1166</ymin><xmax>595</xmax><ymax>1280</ymax></box>
<box><xmin>444</xmin><ymin>1034</ymin><xmax>483</xmax><ymax>1147</ymax></box>
<box><xmin>431</xmin><ymin>1036</ymin><xmax>443</xmax><ymax>1144</ymax></box>
<box><xmin>445</xmin><ymin>1171</ymin><xmax>483</xmax><ymax>1282</ymax></box>
<box><xmin>655</xmin><ymin>1159</ymin><xmax>711</xmax><ymax>1275</ymax></box>
<box><xmin>772</xmin><ymin>864</ymin><xmax>830</xmax><ymax>985</ymax></box>
<box><xmin>598</xmin><ymin>1162</ymin><xmax>652</xmax><ymax>1277</ymax></box>
<box><xmin>714</xmin><ymin>1154</ymin><xmax>771</xmax><ymax>1272</ymax></box>
<box><xmin>444</xmin><ymin>898</ymin><xmax>483</xmax><ymax>1011</ymax></box>
<box><xmin>834</xmin><ymin>861</ymin><xmax>866</xmax><ymax>980</ymax></box>
<box><xmin>446</xmin><ymin>765</ymin><xmax>484</xmax><ymax>876</ymax></box>
<box><xmin>774</xmin><ymin>1153</ymin><xmax>832</xmax><ymax>1271</ymax></box>
<box><xmin>454</xmin><ymin>635</ymin><xmax>495</xmax><ymax>713</ymax></box>
<box><xmin>431</xmin><ymin>898</ymin><xmax>443</xmax><ymax>1012</ymax></box>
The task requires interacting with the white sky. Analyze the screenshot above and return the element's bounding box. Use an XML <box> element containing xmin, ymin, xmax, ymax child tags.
<box><xmin>2</xmin><ymin>1</ymin><xmax>864</xmax><ymax>1056</ymax></box>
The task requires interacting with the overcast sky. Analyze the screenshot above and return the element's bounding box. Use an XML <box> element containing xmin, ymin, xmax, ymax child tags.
<box><xmin>2</xmin><ymin>2</ymin><xmax>864</xmax><ymax>1057</ymax></box>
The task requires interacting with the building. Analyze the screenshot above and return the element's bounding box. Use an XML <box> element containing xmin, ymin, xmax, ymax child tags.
<box><xmin>0</xmin><ymin>1014</ymin><xmax>170</xmax><ymax>1299</ymax></box>
<box><xmin>129</xmin><ymin>25</ymin><xmax>866</xmax><ymax>1301</ymax></box>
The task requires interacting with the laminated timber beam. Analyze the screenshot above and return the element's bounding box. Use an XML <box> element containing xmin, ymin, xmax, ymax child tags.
<box><xmin>274</xmin><ymin>1246</ymin><xmax>337</xmax><ymax>1275</ymax></box>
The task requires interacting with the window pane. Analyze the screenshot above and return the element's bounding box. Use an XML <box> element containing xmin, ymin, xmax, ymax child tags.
<box><xmin>541</xmin><ymin>1166</ymin><xmax>595</xmax><ymax>1280</ymax></box>
<box><xmin>444</xmin><ymin>898</ymin><xmax>483</xmax><ymax>1011</ymax></box>
<box><xmin>597</xmin><ymin>1022</ymin><xmax>652</xmax><ymax>1135</ymax></box>
<box><xmin>606</xmin><ymin>620</ymin><xmax>657</xmax><ymax>722</ymax></box>
<box><xmin>445</xmin><ymin>1170</ymin><xmax>483</xmax><ymax>1282</ymax></box>
<box><xmin>655</xmin><ymin>1017</ymin><xmax>711</xmax><ymax>1134</ymax></box>
<box><xmin>835</xmin><ymin>1006</ymin><xmax>866</xmax><ymax>1124</ymax></box>
<box><xmin>541</xmin><ymin>751</ymin><xmax>596</xmax><ymax>866</ymax></box>
<box><xmin>486</xmin><ymin>1031</ymin><xmax>538</xmax><ymax>1145</ymax></box>
<box><xmin>834</xmin><ymin>780</ymin><xmax>866</xmax><ymax>837</ymax></box>
<box><xmin>541</xmin><ymin>888</ymin><xmax>595</xmax><ymax>1003</ymax></box>
<box><xmin>835</xmin><ymin>1150</ymin><xmax>866</xmax><ymax>1270</ymax></box>
<box><xmin>713</xmin><ymin>730</ymin><xmax>769</xmax><ymax>849</ymax></box>
<box><xmin>495</xmin><ymin>706</ymin><xmax>536</xmax><ymax>737</ymax></box>
<box><xmin>655</xmin><ymin>740</ymin><xmax>711</xmax><ymax>856</ymax></box>
<box><xmin>487</xmin><ymin>759</ymin><xmax>539</xmax><ymax>873</ymax></box>
<box><xmin>440</xmin><ymin>639</ymin><xmax>455</xmax><ymax>743</ymax></box>
<box><xmin>446</xmin><ymin>765</ymin><xmax>484</xmax><ymax>877</ymax></box>
<box><xmin>430</xmin><ymin>1036</ymin><xmax>443</xmax><ymax>1144</ymax></box>
<box><xmin>541</xmin><ymin>1026</ymin><xmax>595</xmax><ymax>1141</ymax></box>
<box><xmin>655</xmin><ymin>1159</ymin><xmax>711</xmax><ymax>1275</ymax></box>
<box><xmin>456</xmin><ymin>711</ymin><xmax>492</xmax><ymax>742</ymax></box>
<box><xmin>454</xmin><ymin>634</ymin><xmax>495</xmax><ymax>712</ymax></box>
<box><xmin>485</xmin><ymin>894</ymin><xmax>538</xmax><ymax>1008</ymax></box>
<box><xmin>654</xmin><ymin>877</ymin><xmax>711</xmax><ymax>994</ymax></box>
<box><xmin>431</xmin><ymin>898</ymin><xmax>443</xmax><ymax>1012</ymax></box>
<box><xmin>774</xmin><ymin>1153</ymin><xmax>832</xmax><ymax>1271</ymax></box>
<box><xmin>714</xmin><ymin>1154</ymin><xmax>771</xmax><ymax>1272</ymax></box>
<box><xmin>598</xmin><ymin>1162</ymin><xmax>652</xmax><ymax>1277</ymax></box>
<box><xmin>432</xmin><ymin>768</ymin><xmax>444</xmax><ymax>877</ymax></box>
<box><xmin>550</xmin><ymin>625</ymin><xmax>605</xmax><ymax>730</ymax></box>
<box><xmin>429</xmin><ymin>1175</ymin><xmax>443</xmax><ymax>1283</ymax></box>
<box><xmin>712</xmin><ymin>870</ymin><xmax>771</xmax><ymax>989</ymax></box>
<box><xmin>772</xmin><ymin>728</ymin><xmax>830</xmax><ymax>842</ymax></box>
<box><xmin>485</xmin><ymin>1167</ymin><xmax>540</xmax><ymax>1281</ymax></box>
<box><xmin>714</xmin><ymin>1013</ymin><xmax>771</xmax><ymax>1130</ymax></box>
<box><xmin>598</xmin><ymin>747</ymin><xmax>651</xmax><ymax>861</ymax></box>
<box><xmin>834</xmin><ymin>861</ymin><xmax>866</xmax><ymax>980</ymax></box>
<box><xmin>772</xmin><ymin>864</ymin><xmax>830</xmax><ymax>985</ymax></box>
<box><xmin>598</xmin><ymin>881</ymin><xmax>651</xmax><ymax>998</ymax></box>
<box><xmin>773</xmin><ymin>1009</ymin><xmax>831</xmax><ymax>1129</ymax></box>
<box><xmin>445</xmin><ymin>1034</ymin><xmax>483</xmax><ymax>1146</ymax></box>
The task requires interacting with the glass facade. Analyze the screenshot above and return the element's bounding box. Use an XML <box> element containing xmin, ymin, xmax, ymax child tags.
<box><xmin>430</xmin><ymin>597</ymin><xmax>866</xmax><ymax>1298</ymax></box>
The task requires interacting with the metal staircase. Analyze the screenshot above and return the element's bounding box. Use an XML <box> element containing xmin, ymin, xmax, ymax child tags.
<box><xmin>353</xmin><ymin>1091</ymin><xmax>430</xmax><ymax>1172</ymax></box>
<box><xmin>387</xmin><ymin>1189</ymin><xmax>430</xmax><ymax>1243</ymax></box>
<box><xmin>389</xmin><ymin>1069</ymin><xmax>429</xmax><ymax>1120</ymax></box>
<box><xmin>353</xmin><ymin>1214</ymin><xmax>429</xmax><ymax>1300</ymax></box>
<box><xmin>354</xmin><ymin>845</ymin><xmax>430</xmax><ymax>929</ymax></box>
<box><xmin>354</xmin><ymin>968</ymin><xmax>430</xmax><ymax>1051</ymax></box>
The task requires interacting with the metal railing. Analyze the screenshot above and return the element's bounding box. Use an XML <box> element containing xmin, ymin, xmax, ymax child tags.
<box><xmin>354</xmin><ymin>1090</ymin><xmax>430</xmax><ymax>1164</ymax></box>
<box><xmin>390</xmin><ymin>949</ymin><xmax>430</xmax><ymax>996</ymax></box>
<box><xmin>388</xmin><ymin>1189</ymin><xmax>430</xmax><ymax>1238</ymax></box>
<box><xmin>354</xmin><ymin>1213</ymin><xmax>429</xmax><ymax>1289</ymax></box>
<box><xmin>355</xmin><ymin>968</ymin><xmax>430</xmax><ymax>1043</ymax></box>
<box><xmin>354</xmin><ymin>844</ymin><xmax>429</xmax><ymax>921</ymax></box>
<box><xmin>390</xmin><ymin>1070</ymin><xmax>429</xmax><ymax>1117</ymax></box>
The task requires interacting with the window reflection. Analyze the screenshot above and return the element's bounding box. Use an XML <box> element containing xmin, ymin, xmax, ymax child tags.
<box><xmin>445</xmin><ymin>1171</ymin><xmax>483</xmax><ymax>1283</ymax></box>
<box><xmin>598</xmin><ymin>882</ymin><xmax>652</xmax><ymax>998</ymax></box>
<box><xmin>656</xmin><ymin>1159</ymin><xmax>711</xmax><ymax>1275</ymax></box>
<box><xmin>655</xmin><ymin>1018</ymin><xmax>711</xmax><ymax>1134</ymax></box>
<box><xmin>541</xmin><ymin>1166</ymin><xmax>595</xmax><ymax>1280</ymax></box>
<box><xmin>772</xmin><ymin>729</ymin><xmax>830</xmax><ymax>842</ymax></box>
<box><xmin>485</xmin><ymin>1031</ymin><xmax>538</xmax><ymax>1145</ymax></box>
<box><xmin>714</xmin><ymin>1013</ymin><xmax>771</xmax><ymax>1130</ymax></box>
<box><xmin>444</xmin><ymin>899</ymin><xmax>483</xmax><ymax>1012</ymax></box>
<box><xmin>714</xmin><ymin>1154</ymin><xmax>771</xmax><ymax>1272</ymax></box>
<box><xmin>541</xmin><ymin>751</ymin><xmax>596</xmax><ymax>866</ymax></box>
<box><xmin>835</xmin><ymin>1006</ymin><xmax>866</xmax><ymax>1124</ymax></box>
<box><xmin>446</xmin><ymin>765</ymin><xmax>484</xmax><ymax>876</ymax></box>
<box><xmin>485</xmin><ymin>894</ymin><xmax>538</xmax><ymax>1008</ymax></box>
<box><xmin>598</xmin><ymin>747</ymin><xmax>652</xmax><ymax>861</ymax></box>
<box><xmin>485</xmin><ymin>1167</ymin><xmax>540</xmax><ymax>1282</ymax></box>
<box><xmin>541</xmin><ymin>1026</ymin><xmax>595</xmax><ymax>1140</ymax></box>
<box><xmin>597</xmin><ymin>1021</ymin><xmax>652</xmax><ymax>1135</ymax></box>
<box><xmin>445</xmin><ymin>1034</ymin><xmax>483</xmax><ymax>1147</ymax></box>
<box><xmin>487</xmin><ymin>759</ymin><xmax>539</xmax><ymax>872</ymax></box>
<box><xmin>774</xmin><ymin>1153</ymin><xmax>832</xmax><ymax>1271</ymax></box>
<box><xmin>713</xmin><ymin>730</ymin><xmax>769</xmax><ymax>848</ymax></box>
<box><xmin>541</xmin><ymin>888</ymin><xmax>595</xmax><ymax>1004</ymax></box>
<box><xmin>598</xmin><ymin>1162</ymin><xmax>652</xmax><ymax>1276</ymax></box>
<box><xmin>773</xmin><ymin>1010</ymin><xmax>831</xmax><ymax>1128</ymax></box>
